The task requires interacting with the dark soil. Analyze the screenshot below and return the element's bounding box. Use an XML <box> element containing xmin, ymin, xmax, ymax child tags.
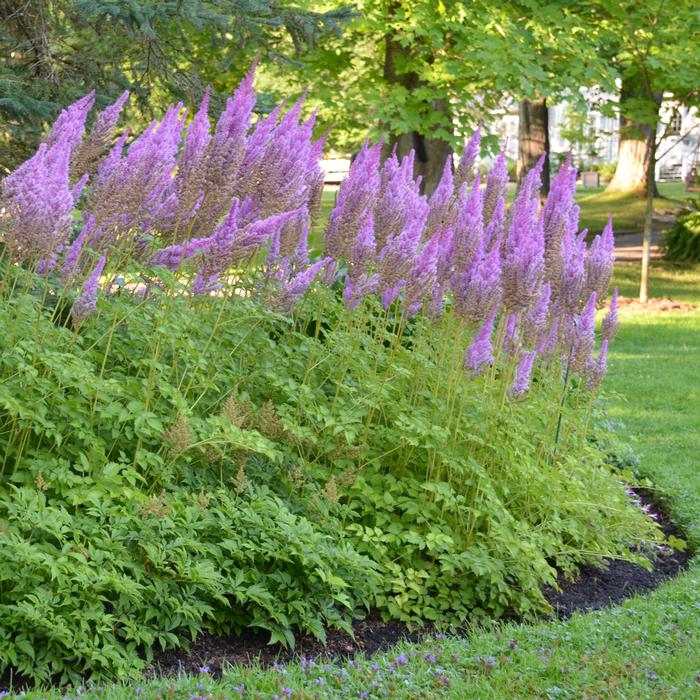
<box><xmin>149</xmin><ymin>488</ymin><xmax>692</xmax><ymax>679</ymax></box>
<box><xmin>542</xmin><ymin>487</ymin><xmax>691</xmax><ymax>617</ymax></box>
<box><xmin>618</xmin><ymin>296</ymin><xmax>697</xmax><ymax>313</ymax></box>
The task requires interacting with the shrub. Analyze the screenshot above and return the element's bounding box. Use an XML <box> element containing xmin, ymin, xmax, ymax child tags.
<box><xmin>0</xmin><ymin>69</ymin><xmax>663</xmax><ymax>682</ymax></box>
<box><xmin>663</xmin><ymin>203</ymin><xmax>700</xmax><ymax>262</ymax></box>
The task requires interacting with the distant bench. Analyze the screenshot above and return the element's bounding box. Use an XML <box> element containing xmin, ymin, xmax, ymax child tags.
<box><xmin>320</xmin><ymin>158</ymin><xmax>350</xmax><ymax>186</ymax></box>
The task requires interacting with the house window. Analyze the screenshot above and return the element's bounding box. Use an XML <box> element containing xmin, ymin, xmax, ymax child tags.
<box><xmin>668</xmin><ymin>110</ymin><xmax>682</xmax><ymax>136</ymax></box>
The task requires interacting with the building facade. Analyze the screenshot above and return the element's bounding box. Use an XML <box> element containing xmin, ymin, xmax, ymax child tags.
<box><xmin>490</xmin><ymin>97</ymin><xmax>699</xmax><ymax>182</ymax></box>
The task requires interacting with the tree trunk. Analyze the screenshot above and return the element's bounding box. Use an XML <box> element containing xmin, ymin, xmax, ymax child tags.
<box><xmin>517</xmin><ymin>98</ymin><xmax>550</xmax><ymax>196</ymax></box>
<box><xmin>606</xmin><ymin>75</ymin><xmax>661</xmax><ymax>197</ymax></box>
<box><xmin>382</xmin><ymin>32</ymin><xmax>453</xmax><ymax>196</ymax></box>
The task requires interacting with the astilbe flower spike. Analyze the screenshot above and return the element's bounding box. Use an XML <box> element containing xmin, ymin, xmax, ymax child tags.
<box><xmin>324</xmin><ymin>141</ymin><xmax>382</xmax><ymax>260</ymax></box>
<box><xmin>542</xmin><ymin>153</ymin><xmax>577</xmax><ymax>286</ymax></box>
<box><xmin>374</xmin><ymin>150</ymin><xmax>425</xmax><ymax>251</ymax></box>
<box><xmin>62</xmin><ymin>215</ymin><xmax>97</xmax><ymax>281</ymax></box>
<box><xmin>453</xmin><ymin>237</ymin><xmax>501</xmax><ymax>325</ymax></box>
<box><xmin>510</xmin><ymin>349</ymin><xmax>537</xmax><ymax>398</ymax></box>
<box><xmin>451</xmin><ymin>175</ymin><xmax>484</xmax><ymax>274</ymax></box>
<box><xmin>46</xmin><ymin>91</ymin><xmax>95</xmax><ymax>153</ymax></box>
<box><xmin>524</xmin><ymin>282</ymin><xmax>551</xmax><ymax>345</ymax></box>
<box><xmin>500</xmin><ymin>156</ymin><xmax>545</xmax><ymax>312</ymax></box>
<box><xmin>71</xmin><ymin>255</ymin><xmax>106</xmax><ymax>324</ymax></box>
<box><xmin>1</xmin><ymin>141</ymin><xmax>75</xmax><ymax>269</ymax></box>
<box><xmin>557</xmin><ymin>228</ymin><xmax>588</xmax><ymax>315</ymax></box>
<box><xmin>464</xmin><ymin>310</ymin><xmax>496</xmax><ymax>376</ymax></box>
<box><xmin>454</xmin><ymin>126</ymin><xmax>481</xmax><ymax>189</ymax></box>
<box><xmin>601</xmin><ymin>287</ymin><xmax>620</xmax><ymax>341</ymax></box>
<box><xmin>571</xmin><ymin>291</ymin><xmax>597</xmax><ymax>371</ymax></box>
<box><xmin>272</xmin><ymin>257</ymin><xmax>331</xmax><ymax>312</ymax></box>
<box><xmin>71</xmin><ymin>90</ymin><xmax>130</xmax><ymax>179</ymax></box>
<box><xmin>586</xmin><ymin>339</ymin><xmax>608</xmax><ymax>391</ymax></box>
<box><xmin>405</xmin><ymin>233</ymin><xmax>440</xmax><ymax>316</ymax></box>
<box><xmin>482</xmin><ymin>150</ymin><xmax>508</xmax><ymax>224</ymax></box>
<box><xmin>502</xmin><ymin>311</ymin><xmax>521</xmax><ymax>354</ymax></box>
<box><xmin>584</xmin><ymin>217</ymin><xmax>615</xmax><ymax>300</ymax></box>
<box><xmin>424</xmin><ymin>158</ymin><xmax>456</xmax><ymax>238</ymax></box>
<box><xmin>377</xmin><ymin>211</ymin><xmax>426</xmax><ymax>308</ymax></box>
<box><xmin>343</xmin><ymin>210</ymin><xmax>378</xmax><ymax>310</ymax></box>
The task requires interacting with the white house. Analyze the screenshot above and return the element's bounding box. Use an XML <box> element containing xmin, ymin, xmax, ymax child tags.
<box><xmin>490</xmin><ymin>94</ymin><xmax>700</xmax><ymax>182</ymax></box>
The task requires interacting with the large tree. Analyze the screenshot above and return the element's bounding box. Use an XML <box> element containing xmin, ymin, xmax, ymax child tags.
<box><xmin>256</xmin><ymin>1</ymin><xmax>615</xmax><ymax>194</ymax></box>
<box><xmin>603</xmin><ymin>1</ymin><xmax>700</xmax><ymax>198</ymax></box>
<box><xmin>597</xmin><ymin>0</ymin><xmax>700</xmax><ymax>301</ymax></box>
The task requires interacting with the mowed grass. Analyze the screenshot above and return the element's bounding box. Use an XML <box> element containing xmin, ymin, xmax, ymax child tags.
<box><xmin>10</xmin><ymin>272</ymin><xmax>700</xmax><ymax>697</ymax></box>
<box><xmin>575</xmin><ymin>181</ymin><xmax>699</xmax><ymax>235</ymax></box>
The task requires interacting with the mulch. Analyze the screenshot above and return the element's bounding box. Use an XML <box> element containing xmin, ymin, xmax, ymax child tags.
<box><xmin>618</xmin><ymin>296</ymin><xmax>697</xmax><ymax>313</ymax></box>
<box><xmin>148</xmin><ymin>488</ymin><xmax>692</xmax><ymax>679</ymax></box>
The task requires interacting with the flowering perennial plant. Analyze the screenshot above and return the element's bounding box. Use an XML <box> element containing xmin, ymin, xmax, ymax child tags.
<box><xmin>1</xmin><ymin>69</ymin><xmax>614</xmax><ymax>396</ymax></box>
<box><xmin>0</xmin><ymin>70</ymin><xmax>655</xmax><ymax>684</ymax></box>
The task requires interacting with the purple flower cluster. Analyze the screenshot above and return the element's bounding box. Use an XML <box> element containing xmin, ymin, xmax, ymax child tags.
<box><xmin>1</xmin><ymin>66</ymin><xmax>617</xmax><ymax>387</ymax></box>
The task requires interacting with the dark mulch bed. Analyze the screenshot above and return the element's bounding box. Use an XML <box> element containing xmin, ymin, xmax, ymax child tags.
<box><xmin>542</xmin><ymin>487</ymin><xmax>691</xmax><ymax>617</ymax></box>
<box><xmin>150</xmin><ymin>487</ymin><xmax>692</xmax><ymax>678</ymax></box>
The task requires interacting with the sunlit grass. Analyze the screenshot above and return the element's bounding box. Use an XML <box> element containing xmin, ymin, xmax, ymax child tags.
<box><xmin>613</xmin><ymin>261</ymin><xmax>700</xmax><ymax>304</ymax></box>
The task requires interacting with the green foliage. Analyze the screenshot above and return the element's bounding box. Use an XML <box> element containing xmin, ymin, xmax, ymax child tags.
<box><xmin>0</xmin><ymin>0</ymin><xmax>353</xmax><ymax>171</ymax></box>
<box><xmin>663</xmin><ymin>206</ymin><xmax>700</xmax><ymax>262</ymax></box>
<box><xmin>0</xmin><ymin>266</ymin><xmax>662</xmax><ymax>683</ymax></box>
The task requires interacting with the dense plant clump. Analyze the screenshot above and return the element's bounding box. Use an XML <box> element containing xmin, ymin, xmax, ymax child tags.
<box><xmin>663</xmin><ymin>203</ymin><xmax>700</xmax><ymax>262</ymax></box>
<box><xmin>0</xmin><ymin>69</ymin><xmax>662</xmax><ymax>683</ymax></box>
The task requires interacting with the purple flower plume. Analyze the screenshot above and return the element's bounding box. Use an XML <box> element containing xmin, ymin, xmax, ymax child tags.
<box><xmin>424</xmin><ymin>158</ymin><xmax>456</xmax><ymax>238</ymax></box>
<box><xmin>454</xmin><ymin>127</ymin><xmax>480</xmax><ymax>189</ymax></box>
<box><xmin>572</xmin><ymin>292</ymin><xmax>597</xmax><ymax>371</ymax></box>
<box><xmin>324</xmin><ymin>141</ymin><xmax>382</xmax><ymax>260</ymax></box>
<box><xmin>586</xmin><ymin>339</ymin><xmax>608</xmax><ymax>391</ymax></box>
<box><xmin>464</xmin><ymin>310</ymin><xmax>496</xmax><ymax>376</ymax></box>
<box><xmin>377</xmin><ymin>212</ymin><xmax>425</xmax><ymax>308</ymax></box>
<box><xmin>510</xmin><ymin>349</ymin><xmax>537</xmax><ymax>398</ymax></box>
<box><xmin>70</xmin><ymin>90</ymin><xmax>130</xmax><ymax>179</ymax></box>
<box><xmin>405</xmin><ymin>233</ymin><xmax>440</xmax><ymax>316</ymax></box>
<box><xmin>375</xmin><ymin>150</ymin><xmax>425</xmax><ymax>251</ymax></box>
<box><xmin>46</xmin><ymin>91</ymin><xmax>95</xmax><ymax>153</ymax></box>
<box><xmin>501</xmin><ymin>157</ymin><xmax>545</xmax><ymax>311</ymax></box>
<box><xmin>542</xmin><ymin>154</ymin><xmax>577</xmax><ymax>285</ymax></box>
<box><xmin>451</xmin><ymin>176</ymin><xmax>484</xmax><ymax>273</ymax></box>
<box><xmin>524</xmin><ymin>282</ymin><xmax>551</xmax><ymax>344</ymax></box>
<box><xmin>71</xmin><ymin>255</ymin><xmax>106</xmax><ymax>323</ymax></box>
<box><xmin>62</xmin><ymin>215</ymin><xmax>96</xmax><ymax>280</ymax></box>
<box><xmin>601</xmin><ymin>287</ymin><xmax>620</xmax><ymax>341</ymax></box>
<box><xmin>584</xmin><ymin>217</ymin><xmax>615</xmax><ymax>300</ymax></box>
<box><xmin>1</xmin><ymin>142</ymin><xmax>74</xmax><ymax>268</ymax></box>
<box><xmin>483</xmin><ymin>150</ymin><xmax>508</xmax><ymax>224</ymax></box>
<box><xmin>272</xmin><ymin>257</ymin><xmax>330</xmax><ymax>312</ymax></box>
<box><xmin>454</xmin><ymin>237</ymin><xmax>501</xmax><ymax>325</ymax></box>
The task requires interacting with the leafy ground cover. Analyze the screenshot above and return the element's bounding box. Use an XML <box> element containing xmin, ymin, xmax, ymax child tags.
<box><xmin>5</xmin><ymin>263</ymin><xmax>699</xmax><ymax>699</ymax></box>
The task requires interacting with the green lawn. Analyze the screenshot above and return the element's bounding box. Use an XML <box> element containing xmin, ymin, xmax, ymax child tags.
<box><xmin>575</xmin><ymin>182</ymin><xmax>699</xmax><ymax>235</ymax></box>
<box><xmin>12</xmin><ymin>266</ymin><xmax>700</xmax><ymax>699</ymax></box>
